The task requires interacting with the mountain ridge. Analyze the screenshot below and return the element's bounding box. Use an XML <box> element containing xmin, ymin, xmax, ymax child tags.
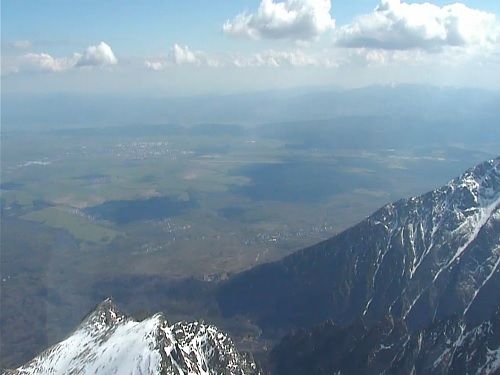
<box><xmin>218</xmin><ymin>157</ymin><xmax>500</xmax><ymax>332</ymax></box>
<box><xmin>4</xmin><ymin>298</ymin><xmax>260</xmax><ymax>375</ymax></box>
<box><xmin>218</xmin><ymin>157</ymin><xmax>500</xmax><ymax>374</ymax></box>
<box><xmin>270</xmin><ymin>305</ymin><xmax>500</xmax><ymax>374</ymax></box>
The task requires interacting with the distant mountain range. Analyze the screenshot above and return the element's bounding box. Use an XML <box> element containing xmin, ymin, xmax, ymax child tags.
<box><xmin>3</xmin><ymin>85</ymin><xmax>500</xmax><ymax>131</ymax></box>
<box><xmin>5</xmin><ymin>299</ymin><xmax>260</xmax><ymax>375</ymax></box>
<box><xmin>218</xmin><ymin>157</ymin><xmax>500</xmax><ymax>374</ymax></box>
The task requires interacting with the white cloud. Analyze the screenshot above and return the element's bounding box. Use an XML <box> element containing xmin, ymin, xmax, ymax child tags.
<box><xmin>169</xmin><ymin>43</ymin><xmax>207</xmax><ymax>65</ymax></box>
<box><xmin>232</xmin><ymin>49</ymin><xmax>338</xmax><ymax>68</ymax></box>
<box><xmin>4</xmin><ymin>42</ymin><xmax>118</xmax><ymax>74</ymax></box>
<box><xmin>17</xmin><ymin>53</ymin><xmax>79</xmax><ymax>73</ymax></box>
<box><xmin>347</xmin><ymin>48</ymin><xmax>426</xmax><ymax>67</ymax></box>
<box><xmin>223</xmin><ymin>0</ymin><xmax>335</xmax><ymax>41</ymax></box>
<box><xmin>170</xmin><ymin>44</ymin><xmax>200</xmax><ymax>65</ymax></box>
<box><xmin>75</xmin><ymin>42</ymin><xmax>118</xmax><ymax>67</ymax></box>
<box><xmin>145</xmin><ymin>44</ymin><xmax>221</xmax><ymax>70</ymax></box>
<box><xmin>232</xmin><ymin>49</ymin><xmax>312</xmax><ymax>67</ymax></box>
<box><xmin>336</xmin><ymin>0</ymin><xmax>498</xmax><ymax>51</ymax></box>
<box><xmin>144</xmin><ymin>44</ymin><xmax>341</xmax><ymax>71</ymax></box>
<box><xmin>145</xmin><ymin>60</ymin><xmax>166</xmax><ymax>71</ymax></box>
<box><xmin>170</xmin><ymin>44</ymin><xmax>221</xmax><ymax>67</ymax></box>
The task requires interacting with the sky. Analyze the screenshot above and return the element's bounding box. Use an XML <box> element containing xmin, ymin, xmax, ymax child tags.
<box><xmin>2</xmin><ymin>0</ymin><xmax>500</xmax><ymax>95</ymax></box>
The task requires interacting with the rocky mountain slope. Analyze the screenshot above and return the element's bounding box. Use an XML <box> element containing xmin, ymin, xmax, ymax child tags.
<box><xmin>4</xmin><ymin>299</ymin><xmax>260</xmax><ymax>375</ymax></box>
<box><xmin>270</xmin><ymin>306</ymin><xmax>499</xmax><ymax>374</ymax></box>
<box><xmin>218</xmin><ymin>157</ymin><xmax>500</xmax><ymax>373</ymax></box>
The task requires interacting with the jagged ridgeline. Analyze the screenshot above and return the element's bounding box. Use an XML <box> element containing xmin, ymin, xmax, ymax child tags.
<box><xmin>217</xmin><ymin>157</ymin><xmax>500</xmax><ymax>374</ymax></box>
<box><xmin>4</xmin><ymin>299</ymin><xmax>261</xmax><ymax>375</ymax></box>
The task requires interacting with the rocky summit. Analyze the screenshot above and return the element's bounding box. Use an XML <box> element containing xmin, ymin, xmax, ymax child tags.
<box><xmin>5</xmin><ymin>299</ymin><xmax>260</xmax><ymax>375</ymax></box>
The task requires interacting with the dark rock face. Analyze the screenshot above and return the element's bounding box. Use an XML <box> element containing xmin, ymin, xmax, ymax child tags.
<box><xmin>217</xmin><ymin>157</ymin><xmax>500</xmax><ymax>373</ymax></box>
<box><xmin>270</xmin><ymin>308</ymin><xmax>500</xmax><ymax>375</ymax></box>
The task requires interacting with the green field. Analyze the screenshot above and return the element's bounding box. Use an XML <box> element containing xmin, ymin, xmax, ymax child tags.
<box><xmin>21</xmin><ymin>207</ymin><xmax>119</xmax><ymax>244</ymax></box>
<box><xmin>2</xmin><ymin>122</ymin><xmax>497</xmax><ymax>277</ymax></box>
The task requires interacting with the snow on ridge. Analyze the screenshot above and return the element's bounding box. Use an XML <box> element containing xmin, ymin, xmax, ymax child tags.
<box><xmin>12</xmin><ymin>313</ymin><xmax>164</xmax><ymax>375</ymax></box>
<box><xmin>365</xmin><ymin>158</ymin><xmax>500</xmax><ymax>320</ymax></box>
<box><xmin>8</xmin><ymin>300</ymin><xmax>260</xmax><ymax>375</ymax></box>
<box><xmin>480</xmin><ymin>347</ymin><xmax>500</xmax><ymax>375</ymax></box>
<box><xmin>451</xmin><ymin>157</ymin><xmax>500</xmax><ymax>203</ymax></box>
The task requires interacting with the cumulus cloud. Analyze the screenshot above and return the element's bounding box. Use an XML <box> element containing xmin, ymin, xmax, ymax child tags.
<box><xmin>144</xmin><ymin>43</ymin><xmax>341</xmax><ymax>71</ymax></box>
<box><xmin>236</xmin><ymin>50</ymin><xmax>294</xmax><ymax>67</ymax></box>
<box><xmin>145</xmin><ymin>44</ymin><xmax>220</xmax><ymax>70</ymax></box>
<box><xmin>347</xmin><ymin>48</ymin><xmax>426</xmax><ymax>67</ymax></box>
<box><xmin>232</xmin><ymin>49</ymin><xmax>338</xmax><ymax>68</ymax></box>
<box><xmin>18</xmin><ymin>52</ymin><xmax>79</xmax><ymax>72</ymax></box>
<box><xmin>75</xmin><ymin>42</ymin><xmax>117</xmax><ymax>67</ymax></box>
<box><xmin>232</xmin><ymin>50</ymin><xmax>310</xmax><ymax>67</ymax></box>
<box><xmin>4</xmin><ymin>42</ymin><xmax>118</xmax><ymax>74</ymax></box>
<box><xmin>144</xmin><ymin>60</ymin><xmax>166</xmax><ymax>71</ymax></box>
<box><xmin>170</xmin><ymin>44</ymin><xmax>221</xmax><ymax>67</ymax></box>
<box><xmin>336</xmin><ymin>0</ymin><xmax>498</xmax><ymax>51</ymax></box>
<box><xmin>170</xmin><ymin>44</ymin><xmax>200</xmax><ymax>65</ymax></box>
<box><xmin>223</xmin><ymin>0</ymin><xmax>335</xmax><ymax>41</ymax></box>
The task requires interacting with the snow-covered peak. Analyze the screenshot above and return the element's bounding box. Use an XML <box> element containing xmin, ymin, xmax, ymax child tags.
<box><xmin>447</xmin><ymin>156</ymin><xmax>500</xmax><ymax>206</ymax></box>
<box><xmin>80</xmin><ymin>297</ymin><xmax>129</xmax><ymax>330</ymax></box>
<box><xmin>6</xmin><ymin>300</ymin><xmax>260</xmax><ymax>375</ymax></box>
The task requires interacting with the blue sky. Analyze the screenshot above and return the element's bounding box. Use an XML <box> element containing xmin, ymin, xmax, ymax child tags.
<box><xmin>3</xmin><ymin>1</ymin><xmax>499</xmax><ymax>51</ymax></box>
<box><xmin>2</xmin><ymin>0</ymin><xmax>500</xmax><ymax>94</ymax></box>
